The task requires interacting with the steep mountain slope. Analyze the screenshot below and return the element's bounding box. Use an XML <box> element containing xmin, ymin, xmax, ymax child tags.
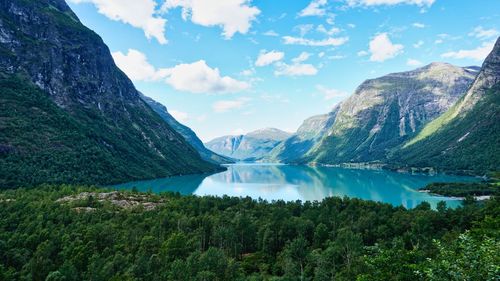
<box><xmin>305</xmin><ymin>63</ymin><xmax>478</xmax><ymax>165</ymax></box>
<box><xmin>390</xmin><ymin>37</ymin><xmax>500</xmax><ymax>174</ymax></box>
<box><xmin>0</xmin><ymin>0</ymin><xmax>219</xmax><ymax>188</ymax></box>
<box><xmin>140</xmin><ymin>94</ymin><xmax>233</xmax><ymax>164</ymax></box>
<box><xmin>205</xmin><ymin>128</ymin><xmax>291</xmax><ymax>161</ymax></box>
<box><xmin>267</xmin><ymin>107</ymin><xmax>339</xmax><ymax>163</ymax></box>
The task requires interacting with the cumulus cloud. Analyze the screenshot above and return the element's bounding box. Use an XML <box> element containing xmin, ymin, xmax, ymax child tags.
<box><xmin>274</xmin><ymin>62</ymin><xmax>318</xmax><ymax>76</ymax></box>
<box><xmin>316</xmin><ymin>85</ymin><xmax>348</xmax><ymax>100</ymax></box>
<box><xmin>69</xmin><ymin>0</ymin><xmax>167</xmax><ymax>44</ymax></box>
<box><xmin>316</xmin><ymin>24</ymin><xmax>341</xmax><ymax>35</ymax></box>
<box><xmin>346</xmin><ymin>0</ymin><xmax>435</xmax><ymax>7</ymax></box>
<box><xmin>368</xmin><ymin>33</ymin><xmax>404</xmax><ymax>62</ymax></box>
<box><xmin>407</xmin><ymin>58</ymin><xmax>423</xmax><ymax>66</ymax></box>
<box><xmin>441</xmin><ymin>41</ymin><xmax>495</xmax><ymax>61</ymax></box>
<box><xmin>468</xmin><ymin>26</ymin><xmax>499</xmax><ymax>40</ymax></box>
<box><xmin>212</xmin><ymin>97</ymin><xmax>251</xmax><ymax>113</ymax></box>
<box><xmin>292</xmin><ymin>52</ymin><xmax>312</xmax><ymax>63</ymax></box>
<box><xmin>255</xmin><ymin>50</ymin><xmax>285</xmax><ymax>67</ymax></box>
<box><xmin>112</xmin><ymin>49</ymin><xmax>249</xmax><ymax>93</ymax></box>
<box><xmin>283</xmin><ymin>36</ymin><xmax>349</xmax><ymax>47</ymax></box>
<box><xmin>112</xmin><ymin>49</ymin><xmax>163</xmax><ymax>81</ymax></box>
<box><xmin>162</xmin><ymin>0</ymin><xmax>260</xmax><ymax>39</ymax></box>
<box><xmin>298</xmin><ymin>0</ymin><xmax>328</xmax><ymax>17</ymax></box>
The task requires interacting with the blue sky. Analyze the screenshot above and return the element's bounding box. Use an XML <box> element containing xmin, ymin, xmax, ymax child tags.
<box><xmin>67</xmin><ymin>0</ymin><xmax>499</xmax><ymax>142</ymax></box>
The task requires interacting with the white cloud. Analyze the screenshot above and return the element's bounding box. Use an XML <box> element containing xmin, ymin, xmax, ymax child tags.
<box><xmin>255</xmin><ymin>50</ymin><xmax>285</xmax><ymax>67</ymax></box>
<box><xmin>162</xmin><ymin>0</ymin><xmax>260</xmax><ymax>39</ymax></box>
<box><xmin>70</xmin><ymin>0</ymin><xmax>167</xmax><ymax>44</ymax></box>
<box><xmin>413</xmin><ymin>40</ymin><xmax>424</xmax><ymax>48</ymax></box>
<box><xmin>357</xmin><ymin>50</ymin><xmax>369</xmax><ymax>57</ymax></box>
<box><xmin>468</xmin><ymin>26</ymin><xmax>499</xmax><ymax>40</ymax></box>
<box><xmin>316</xmin><ymin>85</ymin><xmax>349</xmax><ymax>100</ymax></box>
<box><xmin>316</xmin><ymin>24</ymin><xmax>341</xmax><ymax>35</ymax></box>
<box><xmin>294</xmin><ymin>24</ymin><xmax>315</xmax><ymax>36</ymax></box>
<box><xmin>347</xmin><ymin>23</ymin><xmax>356</xmax><ymax>28</ymax></box>
<box><xmin>283</xmin><ymin>36</ymin><xmax>349</xmax><ymax>47</ymax></box>
<box><xmin>412</xmin><ymin>22</ymin><xmax>425</xmax><ymax>28</ymax></box>
<box><xmin>213</xmin><ymin>97</ymin><xmax>251</xmax><ymax>113</ymax></box>
<box><xmin>434</xmin><ymin>39</ymin><xmax>443</xmax><ymax>44</ymax></box>
<box><xmin>299</xmin><ymin>0</ymin><xmax>328</xmax><ymax>17</ymax></box>
<box><xmin>112</xmin><ymin>49</ymin><xmax>249</xmax><ymax>93</ymax></box>
<box><xmin>292</xmin><ymin>52</ymin><xmax>312</xmax><ymax>63</ymax></box>
<box><xmin>346</xmin><ymin>0</ymin><xmax>435</xmax><ymax>7</ymax></box>
<box><xmin>274</xmin><ymin>62</ymin><xmax>318</xmax><ymax>76</ymax></box>
<box><xmin>318</xmin><ymin>52</ymin><xmax>326</xmax><ymax>58</ymax></box>
<box><xmin>368</xmin><ymin>33</ymin><xmax>404</xmax><ymax>62</ymax></box>
<box><xmin>170</xmin><ymin>110</ymin><xmax>189</xmax><ymax>122</ymax></box>
<box><xmin>112</xmin><ymin>49</ymin><xmax>163</xmax><ymax>81</ymax></box>
<box><xmin>163</xmin><ymin>61</ymin><xmax>250</xmax><ymax>93</ymax></box>
<box><xmin>407</xmin><ymin>58</ymin><xmax>423</xmax><ymax>66</ymax></box>
<box><xmin>263</xmin><ymin>30</ymin><xmax>279</xmax><ymax>36</ymax></box>
<box><xmin>441</xmin><ymin>41</ymin><xmax>495</xmax><ymax>61</ymax></box>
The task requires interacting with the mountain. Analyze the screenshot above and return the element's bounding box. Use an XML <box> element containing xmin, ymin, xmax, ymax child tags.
<box><xmin>266</xmin><ymin>108</ymin><xmax>339</xmax><ymax>163</ymax></box>
<box><xmin>205</xmin><ymin>128</ymin><xmax>292</xmax><ymax>161</ymax></box>
<box><xmin>301</xmin><ymin>62</ymin><xmax>479</xmax><ymax>165</ymax></box>
<box><xmin>389</xmin><ymin>37</ymin><xmax>500</xmax><ymax>174</ymax></box>
<box><xmin>139</xmin><ymin>93</ymin><xmax>233</xmax><ymax>164</ymax></box>
<box><xmin>0</xmin><ymin>0</ymin><xmax>220</xmax><ymax>188</ymax></box>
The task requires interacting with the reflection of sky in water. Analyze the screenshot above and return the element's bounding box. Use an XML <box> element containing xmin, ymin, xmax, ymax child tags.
<box><xmin>112</xmin><ymin>164</ymin><xmax>478</xmax><ymax>209</ymax></box>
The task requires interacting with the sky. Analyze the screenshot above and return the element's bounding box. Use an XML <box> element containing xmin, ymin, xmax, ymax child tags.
<box><xmin>67</xmin><ymin>0</ymin><xmax>500</xmax><ymax>142</ymax></box>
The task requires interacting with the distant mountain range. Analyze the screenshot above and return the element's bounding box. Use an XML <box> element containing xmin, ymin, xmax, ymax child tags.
<box><xmin>0</xmin><ymin>0</ymin><xmax>221</xmax><ymax>188</ymax></box>
<box><xmin>266</xmin><ymin>40</ymin><xmax>499</xmax><ymax>175</ymax></box>
<box><xmin>205</xmin><ymin>128</ymin><xmax>291</xmax><ymax>161</ymax></box>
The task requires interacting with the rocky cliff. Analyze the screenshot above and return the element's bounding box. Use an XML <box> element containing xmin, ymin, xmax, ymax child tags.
<box><xmin>390</xmin><ymin>37</ymin><xmax>500</xmax><ymax>174</ymax></box>
<box><xmin>304</xmin><ymin>62</ymin><xmax>478</xmax><ymax>165</ymax></box>
<box><xmin>0</xmin><ymin>0</ymin><xmax>219</xmax><ymax>187</ymax></box>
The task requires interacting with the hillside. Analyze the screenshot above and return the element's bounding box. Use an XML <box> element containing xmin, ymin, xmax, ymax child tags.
<box><xmin>303</xmin><ymin>63</ymin><xmax>478</xmax><ymax>165</ymax></box>
<box><xmin>0</xmin><ymin>0</ymin><xmax>219</xmax><ymax>188</ymax></box>
<box><xmin>140</xmin><ymin>94</ymin><xmax>233</xmax><ymax>164</ymax></box>
<box><xmin>390</xmin><ymin>37</ymin><xmax>500</xmax><ymax>174</ymax></box>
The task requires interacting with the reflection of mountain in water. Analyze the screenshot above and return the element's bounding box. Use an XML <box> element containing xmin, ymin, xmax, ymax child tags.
<box><xmin>114</xmin><ymin>164</ymin><xmax>476</xmax><ymax>208</ymax></box>
<box><xmin>112</xmin><ymin>173</ymin><xmax>211</xmax><ymax>195</ymax></box>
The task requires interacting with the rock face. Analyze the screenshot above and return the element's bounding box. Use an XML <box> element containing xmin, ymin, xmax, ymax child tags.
<box><xmin>140</xmin><ymin>93</ymin><xmax>233</xmax><ymax>164</ymax></box>
<box><xmin>267</xmin><ymin>107</ymin><xmax>339</xmax><ymax>163</ymax></box>
<box><xmin>305</xmin><ymin>62</ymin><xmax>478</xmax><ymax>165</ymax></box>
<box><xmin>205</xmin><ymin>128</ymin><xmax>292</xmax><ymax>161</ymax></box>
<box><xmin>0</xmin><ymin>0</ymin><xmax>219</xmax><ymax>188</ymax></box>
<box><xmin>391</xmin><ymin>37</ymin><xmax>500</xmax><ymax>174</ymax></box>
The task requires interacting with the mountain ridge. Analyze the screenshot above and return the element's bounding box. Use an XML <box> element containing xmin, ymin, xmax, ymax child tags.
<box><xmin>0</xmin><ymin>0</ymin><xmax>220</xmax><ymax>188</ymax></box>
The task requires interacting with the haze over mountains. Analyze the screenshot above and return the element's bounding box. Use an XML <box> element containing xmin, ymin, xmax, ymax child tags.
<box><xmin>205</xmin><ymin>128</ymin><xmax>291</xmax><ymax>161</ymax></box>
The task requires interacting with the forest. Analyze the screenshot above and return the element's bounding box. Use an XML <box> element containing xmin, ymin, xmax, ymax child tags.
<box><xmin>0</xmin><ymin>185</ymin><xmax>498</xmax><ymax>281</ymax></box>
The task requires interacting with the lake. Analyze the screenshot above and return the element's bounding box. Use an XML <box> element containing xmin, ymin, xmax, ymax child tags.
<box><xmin>112</xmin><ymin>164</ymin><xmax>478</xmax><ymax>208</ymax></box>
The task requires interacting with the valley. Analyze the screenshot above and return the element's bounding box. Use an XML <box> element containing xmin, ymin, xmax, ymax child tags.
<box><xmin>0</xmin><ymin>0</ymin><xmax>498</xmax><ymax>280</ymax></box>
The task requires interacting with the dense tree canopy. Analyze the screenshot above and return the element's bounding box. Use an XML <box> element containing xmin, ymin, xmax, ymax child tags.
<box><xmin>0</xmin><ymin>185</ymin><xmax>498</xmax><ymax>280</ymax></box>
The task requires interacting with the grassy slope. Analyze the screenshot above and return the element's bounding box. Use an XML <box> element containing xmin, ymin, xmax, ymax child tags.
<box><xmin>390</xmin><ymin>86</ymin><xmax>500</xmax><ymax>174</ymax></box>
<box><xmin>0</xmin><ymin>74</ymin><xmax>218</xmax><ymax>188</ymax></box>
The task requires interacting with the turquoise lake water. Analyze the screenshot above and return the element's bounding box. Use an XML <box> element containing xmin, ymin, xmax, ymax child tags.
<box><xmin>112</xmin><ymin>164</ymin><xmax>478</xmax><ymax>208</ymax></box>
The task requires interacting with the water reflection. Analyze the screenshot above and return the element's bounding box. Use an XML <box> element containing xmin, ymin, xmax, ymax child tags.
<box><xmin>113</xmin><ymin>164</ymin><xmax>477</xmax><ymax>208</ymax></box>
